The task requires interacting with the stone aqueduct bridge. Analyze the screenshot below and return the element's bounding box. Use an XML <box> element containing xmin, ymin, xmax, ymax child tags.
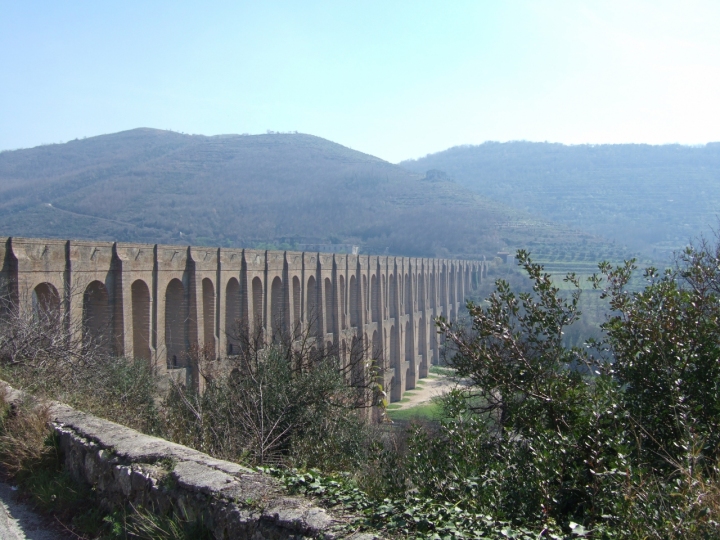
<box><xmin>0</xmin><ymin>237</ymin><xmax>486</xmax><ymax>402</ymax></box>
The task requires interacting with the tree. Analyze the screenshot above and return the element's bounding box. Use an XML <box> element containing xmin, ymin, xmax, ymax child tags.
<box><xmin>596</xmin><ymin>238</ymin><xmax>720</xmax><ymax>468</ymax></box>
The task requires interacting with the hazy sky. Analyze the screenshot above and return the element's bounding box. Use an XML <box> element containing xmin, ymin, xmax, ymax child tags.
<box><xmin>2</xmin><ymin>1</ymin><xmax>720</xmax><ymax>162</ymax></box>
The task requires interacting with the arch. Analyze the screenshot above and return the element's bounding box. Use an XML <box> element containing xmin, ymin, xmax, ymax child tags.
<box><xmin>307</xmin><ymin>275</ymin><xmax>319</xmax><ymax>335</ymax></box>
<box><xmin>429</xmin><ymin>272</ymin><xmax>436</xmax><ymax>308</ymax></box>
<box><xmin>324</xmin><ymin>277</ymin><xmax>334</xmax><ymax>335</ymax></box>
<box><xmin>404</xmin><ymin>273</ymin><xmax>412</xmax><ymax>314</ymax></box>
<box><xmin>32</xmin><ymin>282</ymin><xmax>60</xmax><ymax>323</ymax></box>
<box><xmin>225</xmin><ymin>278</ymin><xmax>240</xmax><ymax>354</ymax></box>
<box><xmin>350</xmin><ymin>334</ymin><xmax>364</xmax><ymax>386</ymax></box>
<box><xmin>390</xmin><ymin>325</ymin><xmax>401</xmax><ymax>401</ymax></box>
<box><xmin>381</xmin><ymin>275</ymin><xmax>387</xmax><ymax>318</ymax></box>
<box><xmin>418</xmin><ymin>273</ymin><xmax>425</xmax><ymax>311</ymax></box>
<box><xmin>83</xmin><ymin>280</ymin><xmax>110</xmax><ymax>354</ymax></box>
<box><xmin>371</xmin><ymin>330</ymin><xmax>382</xmax><ymax>369</ymax></box>
<box><xmin>440</xmin><ymin>267</ymin><xmax>447</xmax><ymax>307</ymax></box>
<box><xmin>405</xmin><ymin>320</ymin><xmax>415</xmax><ymax>389</ymax></box>
<box><xmin>389</xmin><ymin>274</ymin><xmax>397</xmax><ymax>318</ymax></box>
<box><xmin>131</xmin><ymin>280</ymin><xmax>151</xmax><ymax>361</ymax></box>
<box><xmin>165</xmin><ymin>278</ymin><xmax>186</xmax><ymax>367</ymax></box>
<box><xmin>252</xmin><ymin>277</ymin><xmax>263</xmax><ymax>335</ymax></box>
<box><xmin>349</xmin><ymin>275</ymin><xmax>359</xmax><ymax>327</ymax></box>
<box><xmin>362</xmin><ymin>275</ymin><xmax>368</xmax><ymax>315</ymax></box>
<box><xmin>270</xmin><ymin>276</ymin><xmax>286</xmax><ymax>341</ymax></box>
<box><xmin>292</xmin><ymin>276</ymin><xmax>301</xmax><ymax>331</ymax></box>
<box><xmin>339</xmin><ymin>275</ymin><xmax>346</xmax><ymax>329</ymax></box>
<box><xmin>202</xmin><ymin>278</ymin><xmax>216</xmax><ymax>357</ymax></box>
<box><xmin>341</xmin><ymin>339</ymin><xmax>348</xmax><ymax>371</ymax></box>
<box><xmin>418</xmin><ymin>316</ymin><xmax>427</xmax><ymax>376</ymax></box>
<box><xmin>371</xmin><ymin>275</ymin><xmax>380</xmax><ymax>323</ymax></box>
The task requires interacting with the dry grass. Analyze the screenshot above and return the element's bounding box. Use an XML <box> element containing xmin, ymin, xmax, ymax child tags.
<box><xmin>0</xmin><ymin>387</ymin><xmax>54</xmax><ymax>476</ymax></box>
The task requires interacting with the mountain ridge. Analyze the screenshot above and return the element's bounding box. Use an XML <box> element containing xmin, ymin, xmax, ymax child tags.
<box><xmin>0</xmin><ymin>129</ymin><xmax>615</xmax><ymax>261</ymax></box>
<box><xmin>400</xmin><ymin>141</ymin><xmax>720</xmax><ymax>257</ymax></box>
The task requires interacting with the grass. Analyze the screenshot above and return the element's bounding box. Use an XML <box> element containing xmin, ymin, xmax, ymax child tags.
<box><xmin>387</xmin><ymin>401</ymin><xmax>444</xmax><ymax>422</ymax></box>
<box><xmin>429</xmin><ymin>365</ymin><xmax>456</xmax><ymax>377</ymax></box>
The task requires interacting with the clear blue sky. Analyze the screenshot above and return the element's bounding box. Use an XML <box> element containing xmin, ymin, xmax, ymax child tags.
<box><xmin>2</xmin><ymin>1</ymin><xmax>720</xmax><ymax>162</ymax></box>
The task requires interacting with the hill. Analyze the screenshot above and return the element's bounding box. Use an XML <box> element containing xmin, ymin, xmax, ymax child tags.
<box><xmin>0</xmin><ymin>129</ymin><xmax>611</xmax><ymax>260</ymax></box>
<box><xmin>400</xmin><ymin>142</ymin><xmax>720</xmax><ymax>258</ymax></box>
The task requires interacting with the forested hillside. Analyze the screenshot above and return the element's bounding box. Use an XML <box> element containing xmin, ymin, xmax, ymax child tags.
<box><xmin>0</xmin><ymin>129</ymin><xmax>610</xmax><ymax>260</ymax></box>
<box><xmin>401</xmin><ymin>142</ymin><xmax>720</xmax><ymax>258</ymax></box>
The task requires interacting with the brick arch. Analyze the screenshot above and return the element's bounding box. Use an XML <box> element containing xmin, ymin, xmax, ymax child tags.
<box><xmin>165</xmin><ymin>278</ymin><xmax>185</xmax><ymax>367</ymax></box>
<box><xmin>83</xmin><ymin>280</ymin><xmax>110</xmax><ymax>354</ymax></box>
<box><xmin>270</xmin><ymin>276</ymin><xmax>286</xmax><ymax>341</ymax></box>
<box><xmin>349</xmin><ymin>275</ymin><xmax>359</xmax><ymax>327</ymax></box>
<box><xmin>371</xmin><ymin>274</ymin><xmax>380</xmax><ymax>323</ymax></box>
<box><xmin>131</xmin><ymin>279</ymin><xmax>151</xmax><ymax>360</ymax></box>
<box><xmin>32</xmin><ymin>282</ymin><xmax>60</xmax><ymax>322</ymax></box>
<box><xmin>202</xmin><ymin>278</ymin><xmax>215</xmax><ymax>357</ymax></box>
<box><xmin>225</xmin><ymin>277</ymin><xmax>241</xmax><ymax>354</ymax></box>
<box><xmin>324</xmin><ymin>277</ymin><xmax>334</xmax><ymax>335</ymax></box>
<box><xmin>306</xmin><ymin>275</ymin><xmax>319</xmax><ymax>335</ymax></box>
<box><xmin>252</xmin><ymin>277</ymin><xmax>263</xmax><ymax>335</ymax></box>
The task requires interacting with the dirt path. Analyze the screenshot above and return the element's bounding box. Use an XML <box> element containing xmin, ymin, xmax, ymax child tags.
<box><xmin>0</xmin><ymin>482</ymin><xmax>73</xmax><ymax>539</ymax></box>
<box><xmin>392</xmin><ymin>372</ymin><xmax>460</xmax><ymax>410</ymax></box>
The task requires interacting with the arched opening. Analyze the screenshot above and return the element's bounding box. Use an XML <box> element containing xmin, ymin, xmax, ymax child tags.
<box><xmin>339</xmin><ymin>275</ymin><xmax>346</xmax><ymax>329</ymax></box>
<box><xmin>440</xmin><ymin>268</ymin><xmax>447</xmax><ymax>307</ymax></box>
<box><xmin>405</xmin><ymin>320</ymin><xmax>415</xmax><ymax>389</ymax></box>
<box><xmin>362</xmin><ymin>275</ymin><xmax>368</xmax><ymax>316</ymax></box>
<box><xmin>131</xmin><ymin>280</ymin><xmax>151</xmax><ymax>361</ymax></box>
<box><xmin>165</xmin><ymin>279</ymin><xmax>186</xmax><ymax>367</ymax></box>
<box><xmin>225</xmin><ymin>278</ymin><xmax>240</xmax><ymax>354</ymax></box>
<box><xmin>389</xmin><ymin>274</ymin><xmax>397</xmax><ymax>318</ymax></box>
<box><xmin>381</xmin><ymin>275</ymin><xmax>387</xmax><ymax>318</ymax></box>
<box><xmin>418</xmin><ymin>317</ymin><xmax>426</xmax><ymax>376</ymax></box>
<box><xmin>429</xmin><ymin>273</ymin><xmax>436</xmax><ymax>309</ymax></box>
<box><xmin>292</xmin><ymin>276</ymin><xmax>301</xmax><ymax>332</ymax></box>
<box><xmin>252</xmin><ymin>277</ymin><xmax>263</xmax><ymax>335</ymax></box>
<box><xmin>418</xmin><ymin>274</ymin><xmax>425</xmax><ymax>310</ymax></box>
<box><xmin>324</xmin><ymin>277</ymin><xmax>334</xmax><ymax>335</ymax></box>
<box><xmin>404</xmin><ymin>273</ymin><xmax>412</xmax><ymax>314</ymax></box>
<box><xmin>350</xmin><ymin>335</ymin><xmax>364</xmax><ymax>386</ymax></box>
<box><xmin>32</xmin><ymin>282</ymin><xmax>60</xmax><ymax>323</ymax></box>
<box><xmin>270</xmin><ymin>276</ymin><xmax>285</xmax><ymax>341</ymax></box>
<box><xmin>202</xmin><ymin>278</ymin><xmax>215</xmax><ymax>358</ymax></box>
<box><xmin>390</xmin><ymin>325</ymin><xmax>401</xmax><ymax>401</ymax></box>
<box><xmin>83</xmin><ymin>280</ymin><xmax>110</xmax><ymax>354</ymax></box>
<box><xmin>371</xmin><ymin>275</ymin><xmax>380</xmax><ymax>323</ymax></box>
<box><xmin>307</xmin><ymin>276</ymin><xmax>319</xmax><ymax>335</ymax></box>
<box><xmin>349</xmin><ymin>275</ymin><xmax>359</xmax><ymax>327</ymax></box>
<box><xmin>341</xmin><ymin>340</ymin><xmax>348</xmax><ymax>372</ymax></box>
<box><xmin>371</xmin><ymin>330</ymin><xmax>382</xmax><ymax>369</ymax></box>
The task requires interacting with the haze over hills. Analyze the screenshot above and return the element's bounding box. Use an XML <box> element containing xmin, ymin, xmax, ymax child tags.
<box><xmin>0</xmin><ymin>128</ymin><xmax>607</xmax><ymax>260</ymax></box>
<box><xmin>400</xmin><ymin>142</ymin><xmax>720</xmax><ymax>258</ymax></box>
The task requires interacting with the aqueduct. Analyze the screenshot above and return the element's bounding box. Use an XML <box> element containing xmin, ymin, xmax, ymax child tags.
<box><xmin>0</xmin><ymin>237</ymin><xmax>486</xmax><ymax>403</ymax></box>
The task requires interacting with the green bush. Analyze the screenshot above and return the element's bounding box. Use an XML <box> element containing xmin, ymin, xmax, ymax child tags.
<box><xmin>162</xmin><ymin>343</ymin><xmax>373</xmax><ymax>469</ymax></box>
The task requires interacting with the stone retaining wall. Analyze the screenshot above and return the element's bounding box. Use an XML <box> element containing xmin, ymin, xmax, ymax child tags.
<box><xmin>2</xmin><ymin>383</ymin><xmax>375</xmax><ymax>539</ymax></box>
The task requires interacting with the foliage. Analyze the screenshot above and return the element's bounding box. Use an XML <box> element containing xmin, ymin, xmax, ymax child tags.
<box><xmin>161</xmin><ymin>330</ymin><xmax>376</xmax><ymax>469</ymax></box>
<box><xmin>0</xmin><ymin>283</ymin><xmax>161</xmax><ymax>434</ymax></box>
<box><xmin>596</xmin><ymin>238</ymin><xmax>720</xmax><ymax>469</ymax></box>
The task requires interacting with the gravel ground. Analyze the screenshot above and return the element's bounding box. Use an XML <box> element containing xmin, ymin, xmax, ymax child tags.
<box><xmin>0</xmin><ymin>481</ymin><xmax>74</xmax><ymax>540</ymax></box>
